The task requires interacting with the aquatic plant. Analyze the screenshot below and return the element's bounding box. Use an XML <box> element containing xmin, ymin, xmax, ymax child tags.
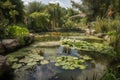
<box><xmin>100</xmin><ymin>69</ymin><xmax>120</xmax><ymax>80</ymax></box>
<box><xmin>7</xmin><ymin>49</ymin><xmax>49</xmax><ymax>69</ymax></box>
<box><xmin>55</xmin><ymin>55</ymin><xmax>92</xmax><ymax>70</ymax></box>
<box><xmin>62</xmin><ymin>39</ymin><xmax>116</xmax><ymax>57</ymax></box>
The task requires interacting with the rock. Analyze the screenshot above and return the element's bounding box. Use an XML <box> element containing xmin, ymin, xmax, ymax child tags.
<box><xmin>0</xmin><ymin>42</ymin><xmax>5</xmax><ymax>54</ymax></box>
<box><xmin>95</xmin><ymin>33</ymin><xmax>106</xmax><ymax>38</ymax></box>
<box><xmin>85</xmin><ymin>28</ymin><xmax>91</xmax><ymax>35</ymax></box>
<box><xmin>104</xmin><ymin>35</ymin><xmax>110</xmax><ymax>42</ymax></box>
<box><xmin>2</xmin><ymin>39</ymin><xmax>20</xmax><ymax>52</ymax></box>
<box><xmin>91</xmin><ymin>29</ymin><xmax>96</xmax><ymax>35</ymax></box>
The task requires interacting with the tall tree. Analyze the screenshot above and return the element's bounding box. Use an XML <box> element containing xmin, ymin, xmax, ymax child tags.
<box><xmin>0</xmin><ymin>0</ymin><xmax>24</xmax><ymax>23</ymax></box>
<box><xmin>26</xmin><ymin>1</ymin><xmax>45</xmax><ymax>14</ymax></box>
<box><xmin>71</xmin><ymin>0</ymin><xmax>119</xmax><ymax>20</ymax></box>
<box><xmin>45</xmin><ymin>3</ymin><xmax>63</xmax><ymax>30</ymax></box>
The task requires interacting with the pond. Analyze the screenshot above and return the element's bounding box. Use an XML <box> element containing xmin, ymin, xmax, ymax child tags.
<box><xmin>7</xmin><ymin>41</ymin><xmax>107</xmax><ymax>80</ymax></box>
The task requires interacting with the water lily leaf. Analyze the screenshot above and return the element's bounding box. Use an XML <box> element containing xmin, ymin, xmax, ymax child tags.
<box><xmin>55</xmin><ymin>63</ymin><xmax>60</xmax><ymax>66</ymax></box>
<box><xmin>27</xmin><ymin>62</ymin><xmax>37</xmax><ymax>66</ymax></box>
<box><xmin>19</xmin><ymin>59</ymin><xmax>25</xmax><ymax>63</ymax></box>
<box><xmin>62</xmin><ymin>65</ymin><xmax>70</xmax><ymax>70</ymax></box>
<box><xmin>83</xmin><ymin>55</ymin><xmax>92</xmax><ymax>60</ymax></box>
<box><xmin>73</xmin><ymin>57</ymin><xmax>78</xmax><ymax>60</ymax></box>
<box><xmin>79</xmin><ymin>65</ymin><xmax>86</xmax><ymax>70</ymax></box>
<box><xmin>79</xmin><ymin>59</ymin><xmax>85</xmax><ymax>63</ymax></box>
<box><xmin>55</xmin><ymin>55</ymin><xmax>88</xmax><ymax>70</ymax></box>
<box><xmin>8</xmin><ymin>57</ymin><xmax>18</xmax><ymax>62</ymax></box>
<box><xmin>40</xmin><ymin>60</ymin><xmax>49</xmax><ymax>65</ymax></box>
<box><xmin>12</xmin><ymin>63</ymin><xmax>22</xmax><ymax>69</ymax></box>
<box><xmin>69</xmin><ymin>67</ymin><xmax>75</xmax><ymax>70</ymax></box>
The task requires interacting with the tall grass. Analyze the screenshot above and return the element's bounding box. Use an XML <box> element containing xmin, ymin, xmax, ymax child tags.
<box><xmin>100</xmin><ymin>69</ymin><xmax>120</xmax><ymax>80</ymax></box>
<box><xmin>94</xmin><ymin>17</ymin><xmax>120</xmax><ymax>33</ymax></box>
<box><xmin>94</xmin><ymin>16</ymin><xmax>120</xmax><ymax>58</ymax></box>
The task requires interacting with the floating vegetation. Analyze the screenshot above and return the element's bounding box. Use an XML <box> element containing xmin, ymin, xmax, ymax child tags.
<box><xmin>12</xmin><ymin>63</ymin><xmax>22</xmax><ymax>69</ymax></box>
<box><xmin>55</xmin><ymin>55</ymin><xmax>92</xmax><ymax>70</ymax></box>
<box><xmin>7</xmin><ymin>49</ymin><xmax>49</xmax><ymax>69</ymax></box>
<box><xmin>82</xmin><ymin>55</ymin><xmax>92</xmax><ymax>60</ymax></box>
<box><xmin>40</xmin><ymin>60</ymin><xmax>49</xmax><ymax>65</ymax></box>
<box><xmin>62</xmin><ymin>39</ymin><xmax>116</xmax><ymax>57</ymax></box>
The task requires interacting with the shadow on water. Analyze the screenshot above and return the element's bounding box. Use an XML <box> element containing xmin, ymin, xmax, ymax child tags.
<box><xmin>10</xmin><ymin>43</ymin><xmax>107</xmax><ymax>80</ymax></box>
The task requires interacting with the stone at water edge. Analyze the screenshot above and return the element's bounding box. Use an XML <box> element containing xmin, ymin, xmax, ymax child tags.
<box><xmin>0</xmin><ymin>55</ymin><xmax>10</xmax><ymax>77</ymax></box>
<box><xmin>2</xmin><ymin>39</ymin><xmax>20</xmax><ymax>52</ymax></box>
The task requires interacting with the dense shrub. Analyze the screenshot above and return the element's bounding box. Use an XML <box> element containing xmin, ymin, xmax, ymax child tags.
<box><xmin>5</xmin><ymin>25</ymin><xmax>30</xmax><ymax>45</ymax></box>
<box><xmin>29</xmin><ymin>12</ymin><xmax>50</xmax><ymax>32</ymax></box>
<box><xmin>63</xmin><ymin>20</ymin><xmax>77</xmax><ymax>29</ymax></box>
<box><xmin>5</xmin><ymin>25</ymin><xmax>29</xmax><ymax>38</ymax></box>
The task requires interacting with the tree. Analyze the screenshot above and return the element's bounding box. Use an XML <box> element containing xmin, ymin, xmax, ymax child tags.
<box><xmin>0</xmin><ymin>0</ymin><xmax>24</xmax><ymax>23</ymax></box>
<box><xmin>26</xmin><ymin>1</ymin><xmax>45</xmax><ymax>14</ymax></box>
<box><xmin>9</xmin><ymin>10</ymin><xmax>19</xmax><ymax>24</ymax></box>
<box><xmin>30</xmin><ymin>12</ymin><xmax>50</xmax><ymax>32</ymax></box>
<box><xmin>0</xmin><ymin>0</ymin><xmax>24</xmax><ymax>39</ymax></box>
<box><xmin>71</xmin><ymin>0</ymin><xmax>114</xmax><ymax>20</ymax></box>
<box><xmin>45</xmin><ymin>3</ymin><xmax>65</xmax><ymax>30</ymax></box>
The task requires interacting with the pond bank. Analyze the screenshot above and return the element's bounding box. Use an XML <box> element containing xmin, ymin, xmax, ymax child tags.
<box><xmin>0</xmin><ymin>34</ymin><xmax>34</xmax><ymax>55</ymax></box>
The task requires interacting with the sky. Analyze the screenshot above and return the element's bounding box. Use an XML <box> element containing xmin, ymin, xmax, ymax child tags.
<box><xmin>22</xmin><ymin>0</ymin><xmax>81</xmax><ymax>8</ymax></box>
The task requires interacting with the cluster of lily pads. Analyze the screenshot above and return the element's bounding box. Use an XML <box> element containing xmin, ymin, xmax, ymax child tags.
<box><xmin>55</xmin><ymin>55</ymin><xmax>92</xmax><ymax>70</ymax></box>
<box><xmin>62</xmin><ymin>39</ymin><xmax>116</xmax><ymax>56</ymax></box>
<box><xmin>7</xmin><ymin>49</ymin><xmax>49</xmax><ymax>69</ymax></box>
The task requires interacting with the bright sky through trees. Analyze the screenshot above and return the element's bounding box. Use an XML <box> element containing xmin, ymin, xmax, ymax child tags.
<box><xmin>22</xmin><ymin>0</ymin><xmax>81</xmax><ymax>8</ymax></box>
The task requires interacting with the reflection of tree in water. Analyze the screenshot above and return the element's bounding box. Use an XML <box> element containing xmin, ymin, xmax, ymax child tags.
<box><xmin>14</xmin><ymin>63</ymin><xmax>61</xmax><ymax>80</ymax></box>
<box><xmin>63</xmin><ymin>47</ymin><xmax>71</xmax><ymax>54</ymax></box>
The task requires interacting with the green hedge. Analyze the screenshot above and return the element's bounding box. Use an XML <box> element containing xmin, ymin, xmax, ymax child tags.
<box><xmin>5</xmin><ymin>25</ymin><xmax>30</xmax><ymax>46</ymax></box>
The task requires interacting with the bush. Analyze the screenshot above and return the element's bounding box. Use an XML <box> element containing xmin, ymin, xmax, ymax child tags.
<box><xmin>63</xmin><ymin>20</ymin><xmax>77</xmax><ymax>29</ymax></box>
<box><xmin>29</xmin><ymin>12</ymin><xmax>50</xmax><ymax>32</ymax></box>
<box><xmin>5</xmin><ymin>25</ymin><xmax>30</xmax><ymax>45</ymax></box>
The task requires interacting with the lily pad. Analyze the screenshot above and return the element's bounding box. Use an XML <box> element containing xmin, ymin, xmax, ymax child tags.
<box><xmin>12</xmin><ymin>63</ymin><xmax>22</xmax><ymax>69</ymax></box>
<box><xmin>40</xmin><ymin>60</ymin><xmax>49</xmax><ymax>65</ymax></box>
<box><xmin>55</xmin><ymin>56</ymin><xmax>88</xmax><ymax>70</ymax></box>
<box><xmin>79</xmin><ymin>65</ymin><xmax>86</xmax><ymax>70</ymax></box>
<box><xmin>27</xmin><ymin>62</ymin><xmax>37</xmax><ymax>66</ymax></box>
<box><xmin>79</xmin><ymin>59</ymin><xmax>85</xmax><ymax>63</ymax></box>
<box><xmin>55</xmin><ymin>63</ymin><xmax>60</xmax><ymax>66</ymax></box>
<box><xmin>82</xmin><ymin>55</ymin><xmax>92</xmax><ymax>60</ymax></box>
<box><xmin>8</xmin><ymin>57</ymin><xmax>18</xmax><ymax>62</ymax></box>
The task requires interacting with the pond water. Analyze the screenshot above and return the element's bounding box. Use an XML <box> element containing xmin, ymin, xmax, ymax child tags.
<box><xmin>10</xmin><ymin>41</ymin><xmax>107</xmax><ymax>80</ymax></box>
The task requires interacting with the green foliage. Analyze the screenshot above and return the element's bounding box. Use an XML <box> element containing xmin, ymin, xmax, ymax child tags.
<box><xmin>62</xmin><ymin>39</ymin><xmax>116</xmax><ymax>57</ymax></box>
<box><xmin>108</xmin><ymin>29</ymin><xmax>120</xmax><ymax>57</ymax></box>
<box><xmin>26</xmin><ymin>1</ymin><xmax>45</xmax><ymax>14</ymax></box>
<box><xmin>5</xmin><ymin>25</ymin><xmax>29</xmax><ymax>38</ymax></box>
<box><xmin>55</xmin><ymin>55</ymin><xmax>92</xmax><ymax>70</ymax></box>
<box><xmin>101</xmin><ymin>69</ymin><xmax>120</xmax><ymax>80</ymax></box>
<box><xmin>5</xmin><ymin>25</ymin><xmax>29</xmax><ymax>45</ymax></box>
<box><xmin>7</xmin><ymin>49</ymin><xmax>49</xmax><ymax>69</ymax></box>
<box><xmin>0</xmin><ymin>0</ymin><xmax>24</xmax><ymax>24</ymax></box>
<box><xmin>94</xmin><ymin>17</ymin><xmax>120</xmax><ymax>33</ymax></box>
<box><xmin>71</xmin><ymin>0</ymin><xmax>120</xmax><ymax>20</ymax></box>
<box><xmin>29</xmin><ymin>12</ymin><xmax>50</xmax><ymax>32</ymax></box>
<box><xmin>63</xmin><ymin>20</ymin><xmax>77</xmax><ymax>29</ymax></box>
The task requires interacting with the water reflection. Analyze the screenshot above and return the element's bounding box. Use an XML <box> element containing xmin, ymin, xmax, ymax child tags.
<box><xmin>13</xmin><ymin>44</ymin><xmax>106</xmax><ymax>80</ymax></box>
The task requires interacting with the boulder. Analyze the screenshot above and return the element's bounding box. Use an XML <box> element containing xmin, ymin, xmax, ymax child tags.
<box><xmin>2</xmin><ymin>39</ymin><xmax>20</xmax><ymax>52</ymax></box>
<box><xmin>0</xmin><ymin>42</ymin><xmax>5</xmax><ymax>54</ymax></box>
<box><xmin>91</xmin><ymin>29</ymin><xmax>96</xmax><ymax>35</ymax></box>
